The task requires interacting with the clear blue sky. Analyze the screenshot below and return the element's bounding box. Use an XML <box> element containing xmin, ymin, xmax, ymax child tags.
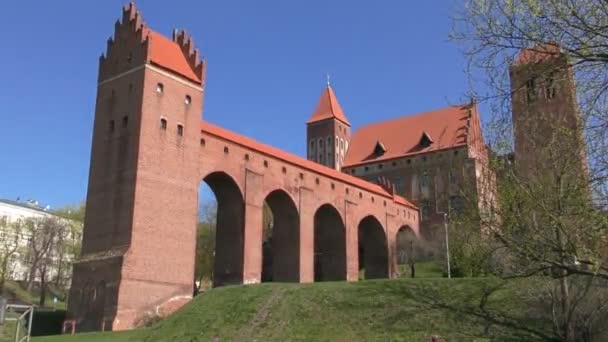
<box><xmin>0</xmin><ymin>0</ymin><xmax>476</xmax><ymax>208</ymax></box>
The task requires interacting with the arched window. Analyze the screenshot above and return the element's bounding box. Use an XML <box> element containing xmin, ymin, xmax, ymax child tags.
<box><xmin>122</xmin><ymin>116</ymin><xmax>128</xmax><ymax>128</ymax></box>
<box><xmin>109</xmin><ymin>120</ymin><xmax>115</xmax><ymax>133</ymax></box>
<box><xmin>318</xmin><ymin>138</ymin><xmax>324</xmax><ymax>150</ymax></box>
<box><xmin>327</xmin><ymin>136</ymin><xmax>332</xmax><ymax>148</ymax></box>
<box><xmin>185</xmin><ymin>95</ymin><xmax>192</xmax><ymax>105</ymax></box>
<box><xmin>177</xmin><ymin>124</ymin><xmax>184</xmax><ymax>136</ymax></box>
<box><xmin>335</xmin><ymin>136</ymin><xmax>339</xmax><ymax>148</ymax></box>
<box><xmin>160</xmin><ymin>118</ymin><xmax>167</xmax><ymax>130</ymax></box>
<box><xmin>156</xmin><ymin>83</ymin><xmax>164</xmax><ymax>94</ymax></box>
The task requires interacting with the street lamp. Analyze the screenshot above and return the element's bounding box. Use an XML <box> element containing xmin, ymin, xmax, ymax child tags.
<box><xmin>433</xmin><ymin>179</ymin><xmax>452</xmax><ymax>279</ymax></box>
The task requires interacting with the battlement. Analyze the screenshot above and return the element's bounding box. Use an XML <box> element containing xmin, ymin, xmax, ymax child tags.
<box><xmin>99</xmin><ymin>3</ymin><xmax>205</xmax><ymax>84</ymax></box>
<box><xmin>172</xmin><ymin>29</ymin><xmax>206</xmax><ymax>83</ymax></box>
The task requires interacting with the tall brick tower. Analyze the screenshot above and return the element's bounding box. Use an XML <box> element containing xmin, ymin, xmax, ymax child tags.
<box><xmin>68</xmin><ymin>3</ymin><xmax>206</xmax><ymax>331</ymax></box>
<box><xmin>509</xmin><ymin>43</ymin><xmax>586</xmax><ymax>179</ymax></box>
<box><xmin>306</xmin><ymin>83</ymin><xmax>351</xmax><ymax>170</ymax></box>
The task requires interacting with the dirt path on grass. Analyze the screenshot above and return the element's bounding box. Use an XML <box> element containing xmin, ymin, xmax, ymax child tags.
<box><xmin>234</xmin><ymin>287</ymin><xmax>286</xmax><ymax>341</ymax></box>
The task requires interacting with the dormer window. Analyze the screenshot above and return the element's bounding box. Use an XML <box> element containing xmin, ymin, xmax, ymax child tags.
<box><xmin>419</xmin><ymin>132</ymin><xmax>433</xmax><ymax>148</ymax></box>
<box><xmin>373</xmin><ymin>140</ymin><xmax>387</xmax><ymax>157</ymax></box>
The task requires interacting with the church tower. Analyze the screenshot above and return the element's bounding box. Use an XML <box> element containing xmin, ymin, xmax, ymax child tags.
<box><xmin>509</xmin><ymin>43</ymin><xmax>586</xmax><ymax>180</ymax></box>
<box><xmin>306</xmin><ymin>83</ymin><xmax>351</xmax><ymax>170</ymax></box>
<box><xmin>68</xmin><ymin>3</ymin><xmax>206</xmax><ymax>331</ymax></box>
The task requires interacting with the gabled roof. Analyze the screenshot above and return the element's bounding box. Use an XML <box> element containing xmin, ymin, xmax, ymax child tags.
<box><xmin>513</xmin><ymin>42</ymin><xmax>562</xmax><ymax>66</ymax></box>
<box><xmin>145</xmin><ymin>29</ymin><xmax>202</xmax><ymax>84</ymax></box>
<box><xmin>343</xmin><ymin>104</ymin><xmax>477</xmax><ymax>167</ymax></box>
<box><xmin>200</xmin><ymin>121</ymin><xmax>416</xmax><ymax>209</ymax></box>
<box><xmin>307</xmin><ymin>86</ymin><xmax>350</xmax><ymax>126</ymax></box>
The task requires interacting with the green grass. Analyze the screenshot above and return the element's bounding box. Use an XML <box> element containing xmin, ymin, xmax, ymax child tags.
<box><xmin>396</xmin><ymin>261</ymin><xmax>445</xmax><ymax>278</ymax></box>
<box><xmin>33</xmin><ymin>277</ymin><xmax>554</xmax><ymax>342</ymax></box>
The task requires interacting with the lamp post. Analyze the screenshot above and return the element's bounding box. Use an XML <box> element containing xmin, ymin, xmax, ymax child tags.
<box><xmin>433</xmin><ymin>177</ymin><xmax>451</xmax><ymax>279</ymax></box>
<box><xmin>443</xmin><ymin>212</ymin><xmax>451</xmax><ymax>279</ymax></box>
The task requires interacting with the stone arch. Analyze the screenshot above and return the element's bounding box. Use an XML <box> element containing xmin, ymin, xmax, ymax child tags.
<box><xmin>313</xmin><ymin>204</ymin><xmax>346</xmax><ymax>281</ymax></box>
<box><xmin>358</xmin><ymin>215</ymin><xmax>389</xmax><ymax>279</ymax></box>
<box><xmin>396</xmin><ymin>225</ymin><xmax>418</xmax><ymax>277</ymax></box>
<box><xmin>262</xmin><ymin>189</ymin><xmax>300</xmax><ymax>282</ymax></box>
<box><xmin>201</xmin><ymin>171</ymin><xmax>245</xmax><ymax>287</ymax></box>
<box><xmin>396</xmin><ymin>226</ymin><xmax>417</xmax><ymax>263</ymax></box>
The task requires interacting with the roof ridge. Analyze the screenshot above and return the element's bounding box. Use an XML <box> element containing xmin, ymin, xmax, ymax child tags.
<box><xmin>355</xmin><ymin>103</ymin><xmax>470</xmax><ymax>131</ymax></box>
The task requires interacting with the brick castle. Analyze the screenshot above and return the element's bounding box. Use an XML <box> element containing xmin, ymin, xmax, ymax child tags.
<box><xmin>67</xmin><ymin>3</ymin><xmax>582</xmax><ymax>332</ymax></box>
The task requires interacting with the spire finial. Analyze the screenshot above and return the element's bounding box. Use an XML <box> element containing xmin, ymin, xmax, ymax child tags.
<box><xmin>326</xmin><ymin>73</ymin><xmax>331</xmax><ymax>87</ymax></box>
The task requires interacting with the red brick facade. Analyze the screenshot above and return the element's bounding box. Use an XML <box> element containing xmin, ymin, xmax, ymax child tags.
<box><xmin>68</xmin><ymin>3</ymin><xmax>418</xmax><ymax>332</ymax></box>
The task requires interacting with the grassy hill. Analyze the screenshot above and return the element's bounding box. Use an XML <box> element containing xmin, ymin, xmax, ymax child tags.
<box><xmin>33</xmin><ymin>276</ymin><xmax>554</xmax><ymax>342</ymax></box>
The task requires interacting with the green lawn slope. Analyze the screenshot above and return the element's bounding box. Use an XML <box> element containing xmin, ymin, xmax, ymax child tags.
<box><xmin>34</xmin><ymin>277</ymin><xmax>554</xmax><ymax>342</ymax></box>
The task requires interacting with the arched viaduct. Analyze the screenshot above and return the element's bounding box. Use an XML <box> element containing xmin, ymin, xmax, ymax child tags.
<box><xmin>67</xmin><ymin>3</ymin><xmax>419</xmax><ymax>332</ymax></box>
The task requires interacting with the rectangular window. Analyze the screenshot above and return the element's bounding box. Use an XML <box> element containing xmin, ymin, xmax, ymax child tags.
<box><xmin>421</xmin><ymin>200</ymin><xmax>432</xmax><ymax>221</ymax></box>
<box><xmin>421</xmin><ymin>172</ymin><xmax>430</xmax><ymax>187</ymax></box>
<box><xmin>545</xmin><ymin>73</ymin><xmax>556</xmax><ymax>99</ymax></box>
<box><xmin>394</xmin><ymin>177</ymin><xmax>404</xmax><ymax>194</ymax></box>
<box><xmin>449</xmin><ymin>196</ymin><xmax>464</xmax><ymax>215</ymax></box>
<box><xmin>526</xmin><ymin>78</ymin><xmax>537</xmax><ymax>103</ymax></box>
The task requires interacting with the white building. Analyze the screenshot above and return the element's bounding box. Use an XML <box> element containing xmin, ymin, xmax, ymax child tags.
<box><xmin>0</xmin><ymin>199</ymin><xmax>81</xmax><ymax>288</ymax></box>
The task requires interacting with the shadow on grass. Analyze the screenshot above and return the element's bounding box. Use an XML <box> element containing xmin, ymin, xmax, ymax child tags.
<box><xmin>352</xmin><ymin>279</ymin><xmax>558</xmax><ymax>341</ymax></box>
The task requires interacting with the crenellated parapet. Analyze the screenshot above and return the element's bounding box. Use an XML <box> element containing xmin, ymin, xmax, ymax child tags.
<box><xmin>99</xmin><ymin>3</ymin><xmax>205</xmax><ymax>85</ymax></box>
<box><xmin>99</xmin><ymin>2</ymin><xmax>150</xmax><ymax>82</ymax></box>
<box><xmin>172</xmin><ymin>29</ymin><xmax>206</xmax><ymax>84</ymax></box>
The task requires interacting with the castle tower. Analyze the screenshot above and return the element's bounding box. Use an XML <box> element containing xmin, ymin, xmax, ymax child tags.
<box><xmin>306</xmin><ymin>83</ymin><xmax>351</xmax><ymax>170</ymax></box>
<box><xmin>68</xmin><ymin>3</ymin><xmax>206</xmax><ymax>331</ymax></box>
<box><xmin>509</xmin><ymin>43</ymin><xmax>586</xmax><ymax>180</ymax></box>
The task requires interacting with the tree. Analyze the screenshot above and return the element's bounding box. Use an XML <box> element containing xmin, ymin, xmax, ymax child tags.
<box><xmin>53</xmin><ymin>203</ymin><xmax>85</xmax><ymax>288</ymax></box>
<box><xmin>0</xmin><ymin>217</ymin><xmax>24</xmax><ymax>292</ymax></box>
<box><xmin>194</xmin><ymin>201</ymin><xmax>217</xmax><ymax>294</ymax></box>
<box><xmin>23</xmin><ymin>217</ymin><xmax>64</xmax><ymax>302</ymax></box>
<box><xmin>451</xmin><ymin>1</ymin><xmax>608</xmax><ymax>340</ymax></box>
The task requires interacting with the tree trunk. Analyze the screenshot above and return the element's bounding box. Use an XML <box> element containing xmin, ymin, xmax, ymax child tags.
<box><xmin>27</xmin><ymin>261</ymin><xmax>38</xmax><ymax>292</ymax></box>
<box><xmin>55</xmin><ymin>256</ymin><xmax>63</xmax><ymax>287</ymax></box>
<box><xmin>560</xmin><ymin>275</ymin><xmax>574</xmax><ymax>341</ymax></box>
<box><xmin>39</xmin><ymin>265</ymin><xmax>47</xmax><ymax>307</ymax></box>
<box><xmin>0</xmin><ymin>258</ymin><xmax>8</xmax><ymax>292</ymax></box>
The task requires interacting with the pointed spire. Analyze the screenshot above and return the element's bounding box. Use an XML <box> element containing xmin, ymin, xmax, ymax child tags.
<box><xmin>307</xmin><ymin>82</ymin><xmax>350</xmax><ymax>126</ymax></box>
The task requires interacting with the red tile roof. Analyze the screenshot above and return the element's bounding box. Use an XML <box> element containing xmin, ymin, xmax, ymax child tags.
<box><xmin>145</xmin><ymin>29</ymin><xmax>202</xmax><ymax>84</ymax></box>
<box><xmin>200</xmin><ymin>121</ymin><xmax>416</xmax><ymax>208</ymax></box>
<box><xmin>120</xmin><ymin>3</ymin><xmax>202</xmax><ymax>84</ymax></box>
<box><xmin>514</xmin><ymin>42</ymin><xmax>562</xmax><ymax>65</ymax></box>
<box><xmin>343</xmin><ymin>104</ymin><xmax>474</xmax><ymax>167</ymax></box>
<box><xmin>307</xmin><ymin>86</ymin><xmax>350</xmax><ymax>126</ymax></box>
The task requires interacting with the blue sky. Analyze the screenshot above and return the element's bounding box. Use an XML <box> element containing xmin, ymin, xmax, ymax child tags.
<box><xmin>0</xmin><ymin>0</ymin><xmax>474</xmax><ymax>208</ymax></box>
